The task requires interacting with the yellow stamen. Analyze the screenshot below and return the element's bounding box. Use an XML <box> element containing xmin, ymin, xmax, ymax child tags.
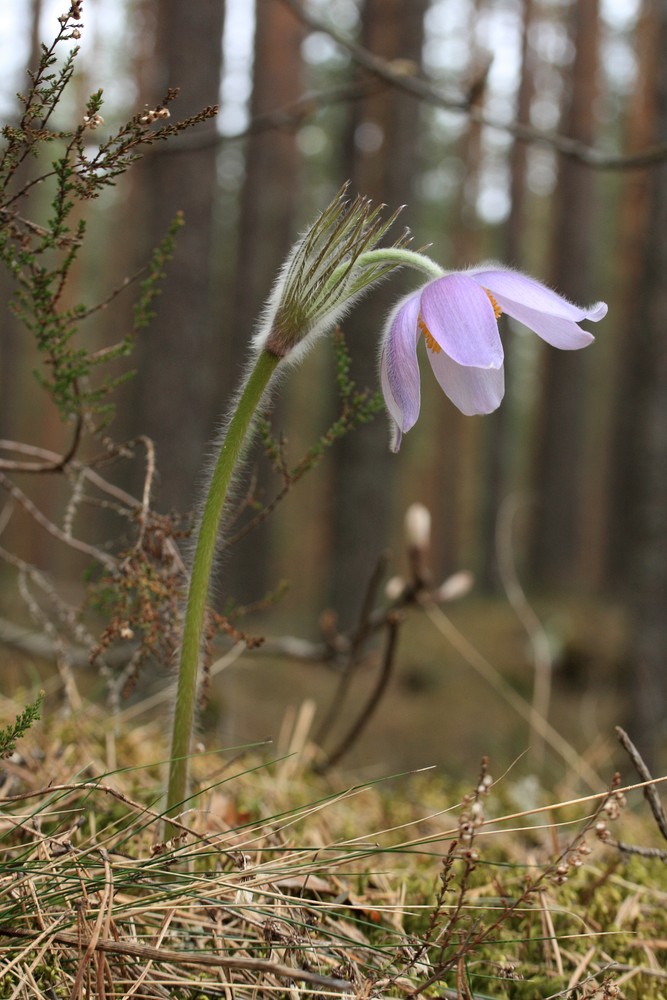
<box><xmin>484</xmin><ymin>288</ymin><xmax>503</xmax><ymax>319</ymax></box>
<box><xmin>418</xmin><ymin>315</ymin><xmax>441</xmax><ymax>354</ymax></box>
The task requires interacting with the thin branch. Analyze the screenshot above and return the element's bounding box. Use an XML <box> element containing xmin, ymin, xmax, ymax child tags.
<box><xmin>75</xmin><ymin>263</ymin><xmax>152</xmax><ymax>327</ymax></box>
<box><xmin>148</xmin><ymin>81</ymin><xmax>381</xmax><ymax>154</ymax></box>
<box><xmin>0</xmin><ymin>471</ymin><xmax>116</xmax><ymax>569</ymax></box>
<box><xmin>351</xmin><ymin>549</ymin><xmax>390</xmax><ymax>651</ymax></box>
<box><xmin>280</xmin><ymin>0</ymin><xmax>667</xmax><ymax>171</ymax></box>
<box><xmin>134</xmin><ymin>435</ymin><xmax>157</xmax><ymax>549</ymax></box>
<box><xmin>314</xmin><ymin>551</ymin><xmax>390</xmax><ymax>747</ymax></box>
<box><xmin>0</xmin><ymin>422</ymin><xmax>81</xmax><ymax>472</ymax></box>
<box><xmin>0</xmin><ymin>926</ymin><xmax>352</xmax><ymax>992</ymax></box>
<box><xmin>315</xmin><ymin>614</ymin><xmax>401</xmax><ymax>774</ymax></box>
<box><xmin>612</xmin><ymin>725</ymin><xmax>667</xmax><ymax>858</ymax></box>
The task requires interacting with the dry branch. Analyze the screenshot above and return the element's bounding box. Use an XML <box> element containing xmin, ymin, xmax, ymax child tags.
<box><xmin>280</xmin><ymin>0</ymin><xmax>667</xmax><ymax>171</ymax></box>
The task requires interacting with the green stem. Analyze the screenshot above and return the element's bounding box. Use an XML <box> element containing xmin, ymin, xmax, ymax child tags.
<box><xmin>355</xmin><ymin>247</ymin><xmax>445</xmax><ymax>281</ymax></box>
<box><xmin>165</xmin><ymin>349</ymin><xmax>280</xmax><ymax>819</ymax></box>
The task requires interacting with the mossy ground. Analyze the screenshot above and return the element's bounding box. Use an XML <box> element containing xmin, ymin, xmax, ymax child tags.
<box><xmin>1</xmin><ymin>686</ymin><xmax>667</xmax><ymax>999</ymax></box>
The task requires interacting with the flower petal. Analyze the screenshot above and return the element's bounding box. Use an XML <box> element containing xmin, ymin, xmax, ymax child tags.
<box><xmin>420</xmin><ymin>274</ymin><xmax>504</xmax><ymax>368</ymax></box>
<box><xmin>427</xmin><ymin>349</ymin><xmax>505</xmax><ymax>415</ymax></box>
<box><xmin>471</xmin><ymin>268</ymin><xmax>606</xmax><ymax>349</ymax></box>
<box><xmin>379</xmin><ymin>292</ymin><xmax>422</xmax><ymax>450</ymax></box>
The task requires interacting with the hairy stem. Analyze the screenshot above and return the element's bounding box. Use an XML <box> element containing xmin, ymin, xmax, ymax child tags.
<box><xmin>354</xmin><ymin>247</ymin><xmax>444</xmax><ymax>280</ymax></box>
<box><xmin>166</xmin><ymin>350</ymin><xmax>280</xmax><ymax>819</ymax></box>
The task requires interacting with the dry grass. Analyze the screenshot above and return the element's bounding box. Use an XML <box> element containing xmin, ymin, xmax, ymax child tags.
<box><xmin>1</xmin><ymin>690</ymin><xmax>667</xmax><ymax>999</ymax></box>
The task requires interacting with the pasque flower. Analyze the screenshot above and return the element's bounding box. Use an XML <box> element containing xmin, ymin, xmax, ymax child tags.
<box><xmin>380</xmin><ymin>266</ymin><xmax>608</xmax><ymax>451</ymax></box>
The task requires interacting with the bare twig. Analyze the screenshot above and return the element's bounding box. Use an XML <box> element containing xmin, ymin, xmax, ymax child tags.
<box><xmin>0</xmin><ymin>419</ymin><xmax>81</xmax><ymax>472</ymax></box>
<box><xmin>0</xmin><ymin>925</ymin><xmax>352</xmax><ymax>991</ymax></box>
<box><xmin>315</xmin><ymin>613</ymin><xmax>401</xmax><ymax>774</ymax></box>
<box><xmin>0</xmin><ymin>471</ymin><xmax>116</xmax><ymax>570</ymax></box>
<box><xmin>134</xmin><ymin>435</ymin><xmax>157</xmax><ymax>549</ymax></box>
<box><xmin>612</xmin><ymin>726</ymin><xmax>667</xmax><ymax>858</ymax></box>
<box><xmin>315</xmin><ymin>552</ymin><xmax>390</xmax><ymax>747</ymax></box>
<box><xmin>615</xmin><ymin>726</ymin><xmax>667</xmax><ymax>838</ymax></box>
<box><xmin>280</xmin><ymin>0</ymin><xmax>667</xmax><ymax>171</ymax></box>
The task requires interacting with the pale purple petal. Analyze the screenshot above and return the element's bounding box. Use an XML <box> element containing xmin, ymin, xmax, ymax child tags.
<box><xmin>427</xmin><ymin>349</ymin><xmax>505</xmax><ymax>415</ymax></box>
<box><xmin>379</xmin><ymin>292</ymin><xmax>422</xmax><ymax>449</ymax></box>
<box><xmin>420</xmin><ymin>274</ymin><xmax>504</xmax><ymax>368</ymax></box>
<box><xmin>470</xmin><ymin>268</ymin><xmax>607</xmax><ymax>349</ymax></box>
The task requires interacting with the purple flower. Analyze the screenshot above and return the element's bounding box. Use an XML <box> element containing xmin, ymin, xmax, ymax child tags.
<box><xmin>379</xmin><ymin>266</ymin><xmax>607</xmax><ymax>451</ymax></box>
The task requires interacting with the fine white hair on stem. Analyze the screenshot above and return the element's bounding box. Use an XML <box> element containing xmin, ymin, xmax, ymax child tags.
<box><xmin>182</xmin><ymin>352</ymin><xmax>280</xmax><ymax>602</ymax></box>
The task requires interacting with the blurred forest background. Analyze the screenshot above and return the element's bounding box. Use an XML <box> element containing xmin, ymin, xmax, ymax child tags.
<box><xmin>1</xmin><ymin>0</ymin><xmax>667</xmax><ymax>780</ymax></box>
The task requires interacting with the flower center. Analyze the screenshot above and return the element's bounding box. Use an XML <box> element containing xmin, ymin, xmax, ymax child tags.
<box><xmin>418</xmin><ymin>290</ymin><xmax>502</xmax><ymax>355</ymax></box>
<box><xmin>418</xmin><ymin>315</ymin><xmax>441</xmax><ymax>354</ymax></box>
<box><xmin>484</xmin><ymin>289</ymin><xmax>502</xmax><ymax>319</ymax></box>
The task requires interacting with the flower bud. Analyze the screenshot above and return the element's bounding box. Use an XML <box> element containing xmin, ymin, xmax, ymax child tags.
<box><xmin>404</xmin><ymin>502</ymin><xmax>431</xmax><ymax>551</ymax></box>
<box><xmin>385</xmin><ymin>575</ymin><xmax>406</xmax><ymax>601</ymax></box>
<box><xmin>435</xmin><ymin>571</ymin><xmax>474</xmax><ymax>603</ymax></box>
<box><xmin>253</xmin><ymin>186</ymin><xmax>407</xmax><ymax>362</ymax></box>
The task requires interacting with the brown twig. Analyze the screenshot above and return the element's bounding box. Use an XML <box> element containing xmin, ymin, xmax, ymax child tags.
<box><xmin>0</xmin><ymin>925</ymin><xmax>352</xmax><ymax>991</ymax></box>
<box><xmin>611</xmin><ymin>726</ymin><xmax>667</xmax><ymax>858</ymax></box>
<box><xmin>0</xmin><ymin>471</ymin><xmax>116</xmax><ymax>570</ymax></box>
<box><xmin>314</xmin><ymin>552</ymin><xmax>390</xmax><ymax>747</ymax></box>
<box><xmin>315</xmin><ymin>613</ymin><xmax>400</xmax><ymax>773</ymax></box>
<box><xmin>0</xmin><ymin>418</ymin><xmax>82</xmax><ymax>472</ymax></box>
<box><xmin>280</xmin><ymin>0</ymin><xmax>667</xmax><ymax>171</ymax></box>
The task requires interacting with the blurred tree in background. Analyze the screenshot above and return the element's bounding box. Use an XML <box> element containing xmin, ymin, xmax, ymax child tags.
<box><xmin>2</xmin><ymin>0</ymin><xmax>667</xmax><ymax>771</ymax></box>
<box><xmin>126</xmin><ymin>0</ymin><xmax>225</xmax><ymax>512</ymax></box>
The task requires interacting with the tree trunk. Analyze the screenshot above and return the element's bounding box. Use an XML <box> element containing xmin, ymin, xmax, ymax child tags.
<box><xmin>0</xmin><ymin>0</ymin><xmax>42</xmax><ymax>441</ymax></box>
<box><xmin>605</xmin><ymin>3</ymin><xmax>660</xmax><ymax>589</ymax></box>
<box><xmin>328</xmin><ymin>0</ymin><xmax>428</xmax><ymax>626</ymax></box>
<box><xmin>625</xmin><ymin>2</ymin><xmax>667</xmax><ymax>768</ymax></box>
<box><xmin>428</xmin><ymin>1</ymin><xmax>488</xmax><ymax>585</ymax></box>
<box><xmin>478</xmin><ymin>0</ymin><xmax>535</xmax><ymax>592</ymax></box>
<box><xmin>127</xmin><ymin>0</ymin><xmax>225</xmax><ymax>513</ymax></box>
<box><xmin>223</xmin><ymin>0</ymin><xmax>304</xmax><ymax>605</ymax></box>
<box><xmin>528</xmin><ymin>0</ymin><xmax>600</xmax><ymax>588</ymax></box>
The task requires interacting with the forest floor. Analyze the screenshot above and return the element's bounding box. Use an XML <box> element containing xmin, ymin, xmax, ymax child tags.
<box><xmin>2</xmin><ymin>638</ymin><xmax>667</xmax><ymax>999</ymax></box>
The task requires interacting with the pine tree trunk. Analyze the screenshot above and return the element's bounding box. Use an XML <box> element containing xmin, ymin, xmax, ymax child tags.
<box><xmin>329</xmin><ymin>0</ymin><xmax>428</xmax><ymax>626</ymax></box>
<box><xmin>478</xmin><ymin>0</ymin><xmax>535</xmax><ymax>592</ymax></box>
<box><xmin>528</xmin><ymin>0</ymin><xmax>600</xmax><ymax>587</ymax></box>
<box><xmin>626</xmin><ymin>1</ymin><xmax>667</xmax><ymax>768</ymax></box>
<box><xmin>127</xmin><ymin>0</ymin><xmax>225</xmax><ymax>513</ymax></box>
<box><xmin>605</xmin><ymin>3</ymin><xmax>660</xmax><ymax>588</ymax></box>
<box><xmin>223</xmin><ymin>0</ymin><xmax>304</xmax><ymax>604</ymax></box>
<box><xmin>0</xmin><ymin>0</ymin><xmax>43</xmax><ymax>440</ymax></box>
